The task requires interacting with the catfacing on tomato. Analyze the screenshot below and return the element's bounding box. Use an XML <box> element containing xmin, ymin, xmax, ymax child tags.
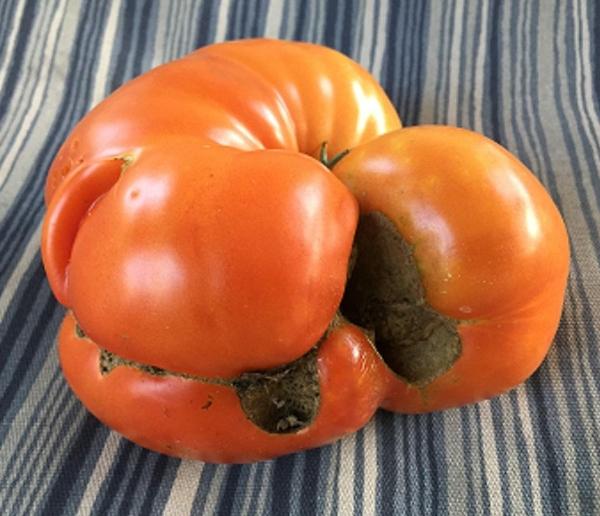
<box><xmin>42</xmin><ymin>39</ymin><xmax>569</xmax><ymax>463</ymax></box>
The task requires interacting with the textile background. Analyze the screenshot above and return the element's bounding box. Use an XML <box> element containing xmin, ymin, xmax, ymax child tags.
<box><xmin>0</xmin><ymin>1</ymin><xmax>599</xmax><ymax>514</ymax></box>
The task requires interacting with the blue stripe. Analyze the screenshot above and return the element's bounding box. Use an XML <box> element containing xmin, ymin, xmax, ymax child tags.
<box><xmin>424</xmin><ymin>414</ymin><xmax>442</xmax><ymax>514</ymax></box>
<box><xmin>298</xmin><ymin>446</ymin><xmax>322</xmax><ymax>515</ymax></box>
<box><xmin>270</xmin><ymin>454</ymin><xmax>296</xmax><ymax>515</ymax></box>
<box><xmin>217</xmin><ymin>464</ymin><xmax>243</xmax><ymax>515</ymax></box>
<box><xmin>485</xmin><ymin>0</ymin><xmax>504</xmax><ymax>143</ymax></box>
<box><xmin>459</xmin><ymin>408</ymin><xmax>478</xmax><ymax>515</ymax></box>
<box><xmin>0</xmin><ymin>0</ymin><xmax>38</xmax><ymax>120</ymax></box>
<box><xmin>194</xmin><ymin>0</ymin><xmax>219</xmax><ymax>47</ymax></box>
<box><xmin>191</xmin><ymin>463</ymin><xmax>220</xmax><ymax>514</ymax></box>
<box><xmin>375</xmin><ymin>411</ymin><xmax>398</xmax><ymax>513</ymax></box>
<box><xmin>39</xmin><ymin>415</ymin><xmax>105</xmax><ymax>515</ymax></box>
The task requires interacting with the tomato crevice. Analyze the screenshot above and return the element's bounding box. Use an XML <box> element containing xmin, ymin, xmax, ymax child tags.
<box><xmin>75</xmin><ymin>320</ymin><xmax>321</xmax><ymax>434</ymax></box>
<box><xmin>340</xmin><ymin>211</ymin><xmax>462</xmax><ymax>386</ymax></box>
<box><xmin>233</xmin><ymin>348</ymin><xmax>319</xmax><ymax>434</ymax></box>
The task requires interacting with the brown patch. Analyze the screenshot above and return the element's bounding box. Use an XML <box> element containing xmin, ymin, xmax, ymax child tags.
<box><xmin>99</xmin><ymin>349</ymin><xmax>167</xmax><ymax>377</ymax></box>
<box><xmin>79</xmin><ymin>317</ymin><xmax>322</xmax><ymax>434</ymax></box>
<box><xmin>341</xmin><ymin>211</ymin><xmax>461</xmax><ymax>386</ymax></box>
<box><xmin>75</xmin><ymin>323</ymin><xmax>86</xmax><ymax>339</ymax></box>
<box><xmin>233</xmin><ymin>349</ymin><xmax>320</xmax><ymax>434</ymax></box>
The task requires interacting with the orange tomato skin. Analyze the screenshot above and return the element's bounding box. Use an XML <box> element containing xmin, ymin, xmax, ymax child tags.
<box><xmin>58</xmin><ymin>312</ymin><xmax>387</xmax><ymax>464</ymax></box>
<box><xmin>41</xmin><ymin>37</ymin><xmax>570</xmax><ymax>460</ymax></box>
<box><xmin>45</xmin><ymin>39</ymin><xmax>401</xmax><ymax>205</ymax></box>
<box><xmin>41</xmin><ymin>39</ymin><xmax>401</xmax><ymax>462</ymax></box>
<box><xmin>57</xmin><ymin>142</ymin><xmax>358</xmax><ymax>378</ymax></box>
<box><xmin>333</xmin><ymin>126</ymin><xmax>570</xmax><ymax>412</ymax></box>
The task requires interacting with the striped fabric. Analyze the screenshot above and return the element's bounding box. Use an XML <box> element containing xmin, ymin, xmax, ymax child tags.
<box><xmin>0</xmin><ymin>0</ymin><xmax>599</xmax><ymax>514</ymax></box>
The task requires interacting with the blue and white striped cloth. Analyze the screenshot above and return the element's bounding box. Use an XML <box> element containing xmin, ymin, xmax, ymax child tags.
<box><xmin>1</xmin><ymin>1</ymin><xmax>599</xmax><ymax>514</ymax></box>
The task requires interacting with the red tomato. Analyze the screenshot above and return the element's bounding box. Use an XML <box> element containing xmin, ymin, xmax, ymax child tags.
<box><xmin>333</xmin><ymin>126</ymin><xmax>570</xmax><ymax>412</ymax></box>
<box><xmin>42</xmin><ymin>39</ymin><xmax>569</xmax><ymax>463</ymax></box>
<box><xmin>42</xmin><ymin>39</ymin><xmax>400</xmax><ymax>462</ymax></box>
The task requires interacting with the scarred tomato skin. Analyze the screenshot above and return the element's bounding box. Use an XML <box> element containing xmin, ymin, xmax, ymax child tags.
<box><xmin>41</xmin><ymin>39</ymin><xmax>569</xmax><ymax>462</ymax></box>
<box><xmin>42</xmin><ymin>39</ymin><xmax>401</xmax><ymax>463</ymax></box>
<box><xmin>59</xmin><ymin>312</ymin><xmax>388</xmax><ymax>463</ymax></box>
<box><xmin>333</xmin><ymin>126</ymin><xmax>570</xmax><ymax>413</ymax></box>
<box><xmin>52</xmin><ymin>142</ymin><xmax>359</xmax><ymax>378</ymax></box>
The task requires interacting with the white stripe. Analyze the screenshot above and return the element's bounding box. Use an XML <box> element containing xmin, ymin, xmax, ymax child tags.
<box><xmin>288</xmin><ymin>454</ymin><xmax>306</xmax><ymax>516</ymax></box>
<box><xmin>478</xmin><ymin>402</ymin><xmax>504</xmax><ymax>515</ymax></box>
<box><xmin>472</xmin><ymin>0</ymin><xmax>489</xmax><ymax>133</ymax></box>
<box><xmin>573</xmin><ymin>0</ymin><xmax>600</xmax><ymax>164</ymax></box>
<box><xmin>214</xmin><ymin>0</ymin><xmax>231</xmax><ymax>43</ymax></box>
<box><xmin>264</xmin><ymin>0</ymin><xmax>284</xmax><ymax>38</ymax></box>
<box><xmin>0</xmin><ymin>359</ymin><xmax>62</xmax><ymax>490</ymax></box>
<box><xmin>362</xmin><ymin>421</ymin><xmax>377</xmax><ymax>516</ymax></box>
<box><xmin>371</xmin><ymin>0</ymin><xmax>389</xmax><ymax>82</ymax></box>
<box><xmin>163</xmin><ymin>461</ymin><xmax>204</xmax><ymax>516</ymax></box>
<box><xmin>0</xmin><ymin>0</ymin><xmax>52</xmax><ymax>153</ymax></box>
<box><xmin>0</xmin><ymin>0</ymin><xmax>82</xmax><ymax>221</ymax></box>
<box><xmin>238</xmin><ymin>464</ymin><xmax>258</xmax><ymax>516</ymax></box>
<box><xmin>321</xmin><ymin>444</ymin><xmax>339</xmax><ymax>515</ymax></box>
<box><xmin>496</xmin><ymin>394</ymin><xmax>526</xmax><ymax>515</ymax></box>
<box><xmin>151</xmin><ymin>0</ymin><xmax>171</xmax><ymax>66</ymax></box>
<box><xmin>515</xmin><ymin>389</ymin><xmax>544</xmax><ymax>516</ymax></box>
<box><xmin>201</xmin><ymin>466</ymin><xmax>228</xmax><ymax>515</ymax></box>
<box><xmin>309</xmin><ymin>0</ymin><xmax>320</xmax><ymax>42</ymax></box>
<box><xmin>543</xmin><ymin>349</ymin><xmax>581</xmax><ymax>514</ymax></box>
<box><xmin>446</xmin><ymin>0</ymin><xmax>465</xmax><ymax>126</ymax></box>
<box><xmin>89</xmin><ymin>0</ymin><xmax>122</xmax><ymax>108</ymax></box>
<box><xmin>253</xmin><ymin>462</ymin><xmax>273</xmax><ymax>516</ymax></box>
<box><xmin>337</xmin><ymin>434</ymin><xmax>356</xmax><ymax>516</ymax></box>
<box><xmin>466</xmin><ymin>409</ymin><xmax>485</xmax><ymax>514</ymax></box>
<box><xmin>5</xmin><ymin>384</ymin><xmax>85</xmax><ymax>514</ymax></box>
<box><xmin>358</xmin><ymin>0</ymin><xmax>375</xmax><ymax>70</ymax></box>
<box><xmin>0</xmin><ymin>0</ymin><xmax>68</xmax><ymax>189</ymax></box>
<box><xmin>444</xmin><ymin>409</ymin><xmax>468</xmax><ymax>515</ymax></box>
<box><xmin>175</xmin><ymin>0</ymin><xmax>194</xmax><ymax>57</ymax></box>
<box><xmin>75</xmin><ymin>432</ymin><xmax>122</xmax><ymax>516</ymax></box>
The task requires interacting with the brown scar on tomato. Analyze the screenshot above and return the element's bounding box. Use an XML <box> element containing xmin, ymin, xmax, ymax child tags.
<box><xmin>233</xmin><ymin>349</ymin><xmax>319</xmax><ymax>434</ymax></box>
<box><xmin>201</xmin><ymin>395</ymin><xmax>213</xmax><ymax>410</ymax></box>
<box><xmin>115</xmin><ymin>152</ymin><xmax>137</xmax><ymax>173</ymax></box>
<box><xmin>340</xmin><ymin>211</ymin><xmax>462</xmax><ymax>387</ymax></box>
<box><xmin>73</xmin><ymin>322</ymin><xmax>321</xmax><ymax>435</ymax></box>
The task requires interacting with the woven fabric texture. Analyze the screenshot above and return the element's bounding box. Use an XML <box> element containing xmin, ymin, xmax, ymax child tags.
<box><xmin>0</xmin><ymin>1</ymin><xmax>599</xmax><ymax>514</ymax></box>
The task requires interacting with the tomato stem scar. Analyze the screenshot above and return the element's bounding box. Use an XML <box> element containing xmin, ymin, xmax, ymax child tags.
<box><xmin>319</xmin><ymin>142</ymin><xmax>350</xmax><ymax>169</ymax></box>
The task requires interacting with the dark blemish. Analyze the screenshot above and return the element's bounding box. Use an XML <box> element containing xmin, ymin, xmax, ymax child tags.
<box><xmin>341</xmin><ymin>211</ymin><xmax>462</xmax><ymax>386</ymax></box>
<box><xmin>90</xmin><ymin>325</ymin><xmax>322</xmax><ymax>435</ymax></box>
<box><xmin>75</xmin><ymin>323</ymin><xmax>86</xmax><ymax>339</ymax></box>
<box><xmin>233</xmin><ymin>348</ymin><xmax>319</xmax><ymax>434</ymax></box>
<box><xmin>99</xmin><ymin>349</ymin><xmax>167</xmax><ymax>376</ymax></box>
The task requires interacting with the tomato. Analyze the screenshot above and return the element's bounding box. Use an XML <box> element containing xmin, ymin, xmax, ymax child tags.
<box><xmin>52</xmin><ymin>142</ymin><xmax>359</xmax><ymax>377</ymax></box>
<box><xmin>41</xmin><ymin>39</ymin><xmax>569</xmax><ymax>463</ymax></box>
<box><xmin>333</xmin><ymin>126</ymin><xmax>570</xmax><ymax>412</ymax></box>
<box><xmin>58</xmin><ymin>311</ymin><xmax>387</xmax><ymax>463</ymax></box>
<box><xmin>44</xmin><ymin>39</ymin><xmax>400</xmax><ymax>204</ymax></box>
<box><xmin>42</xmin><ymin>39</ymin><xmax>400</xmax><ymax>462</ymax></box>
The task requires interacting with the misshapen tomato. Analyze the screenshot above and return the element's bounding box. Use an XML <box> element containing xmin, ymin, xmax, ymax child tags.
<box><xmin>332</xmin><ymin>126</ymin><xmax>570</xmax><ymax>413</ymax></box>
<box><xmin>41</xmin><ymin>39</ymin><xmax>569</xmax><ymax>463</ymax></box>
<box><xmin>42</xmin><ymin>39</ymin><xmax>400</xmax><ymax>462</ymax></box>
<box><xmin>62</xmin><ymin>143</ymin><xmax>358</xmax><ymax>377</ymax></box>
